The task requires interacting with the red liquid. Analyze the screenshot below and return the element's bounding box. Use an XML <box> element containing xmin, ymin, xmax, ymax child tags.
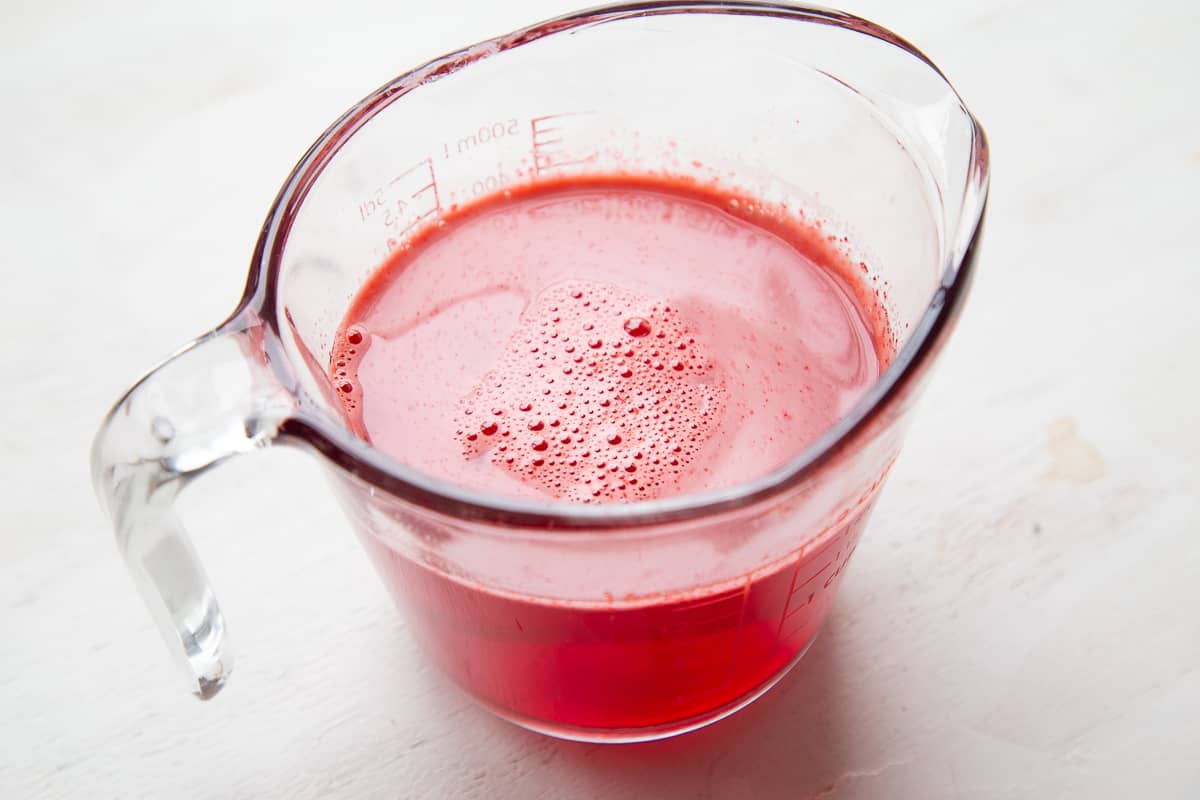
<box><xmin>359</xmin><ymin>501</ymin><xmax>874</xmax><ymax>731</ymax></box>
<box><xmin>329</xmin><ymin>176</ymin><xmax>888</xmax><ymax>731</ymax></box>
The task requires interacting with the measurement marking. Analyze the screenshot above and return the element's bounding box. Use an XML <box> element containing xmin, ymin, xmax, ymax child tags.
<box><xmin>796</xmin><ymin>559</ymin><xmax>835</xmax><ymax>592</ymax></box>
<box><xmin>358</xmin><ymin>155</ymin><xmax>442</xmax><ymax>246</ymax></box>
<box><xmin>671</xmin><ymin>591</ymin><xmax>743</xmax><ymax>626</ymax></box>
<box><xmin>782</xmin><ymin>567</ymin><xmax>832</xmax><ymax>619</ymax></box>
<box><xmin>530</xmin><ymin>112</ymin><xmax>597</xmax><ymax>175</ymax></box>
<box><xmin>396</xmin><ymin>213</ymin><xmax>435</xmax><ymax>238</ymax></box>
<box><xmin>671</xmin><ymin>592</ymin><xmax>733</xmax><ymax>612</ymax></box>
<box><xmin>776</xmin><ymin>552</ymin><xmax>804</xmax><ymax>638</ymax></box>
<box><xmin>803</xmin><ymin>529</ymin><xmax>845</xmax><ymax>563</ymax></box>
<box><xmin>773</xmin><ymin>529</ymin><xmax>848</xmax><ymax>637</ymax></box>
<box><xmin>392</xmin><ymin>158</ymin><xmax>440</xmax><ymax>236</ymax></box>
<box><xmin>778</xmin><ymin>536</ymin><xmax>862</xmax><ymax>640</ymax></box>
<box><xmin>425</xmin><ymin>163</ymin><xmax>441</xmax><ymax>218</ymax></box>
<box><xmin>825</xmin><ymin>542</ymin><xmax>858</xmax><ymax>589</ymax></box>
<box><xmin>780</xmin><ymin>601</ymin><xmax>820</xmax><ymax>642</ymax></box>
<box><xmin>769</xmin><ymin>487</ymin><xmax>883</xmax><ymax>642</ymax></box>
<box><xmin>442</xmin><ymin>118</ymin><xmax>521</xmax><ymax>159</ymax></box>
<box><xmin>539</xmin><ymin>156</ymin><xmax>597</xmax><ymax>173</ymax></box>
<box><xmin>724</xmin><ymin>575</ymin><xmax>752</xmax><ymax>688</ymax></box>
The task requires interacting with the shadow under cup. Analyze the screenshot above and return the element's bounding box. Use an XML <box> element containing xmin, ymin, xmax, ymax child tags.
<box><xmin>93</xmin><ymin>3</ymin><xmax>987</xmax><ymax>743</ymax></box>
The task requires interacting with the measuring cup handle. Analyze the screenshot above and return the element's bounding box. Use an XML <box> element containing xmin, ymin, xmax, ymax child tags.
<box><xmin>90</xmin><ymin>313</ymin><xmax>296</xmax><ymax>699</ymax></box>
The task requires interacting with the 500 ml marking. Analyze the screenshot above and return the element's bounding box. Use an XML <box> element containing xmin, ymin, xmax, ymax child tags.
<box><xmin>357</xmin><ymin>158</ymin><xmax>441</xmax><ymax>241</ymax></box>
<box><xmin>442</xmin><ymin>118</ymin><xmax>520</xmax><ymax>159</ymax></box>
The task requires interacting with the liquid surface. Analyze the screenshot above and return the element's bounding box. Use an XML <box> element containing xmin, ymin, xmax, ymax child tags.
<box><xmin>331</xmin><ymin>177</ymin><xmax>883</xmax><ymax>503</ymax></box>
<box><xmin>327</xmin><ymin>175</ymin><xmax>890</xmax><ymax>733</ymax></box>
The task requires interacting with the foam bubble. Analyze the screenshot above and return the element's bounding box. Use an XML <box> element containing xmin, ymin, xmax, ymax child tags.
<box><xmin>453</xmin><ymin>280</ymin><xmax>728</xmax><ymax>502</ymax></box>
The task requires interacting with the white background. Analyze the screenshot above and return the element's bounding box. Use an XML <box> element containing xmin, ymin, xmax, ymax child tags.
<box><xmin>2</xmin><ymin>0</ymin><xmax>1198</xmax><ymax>797</ymax></box>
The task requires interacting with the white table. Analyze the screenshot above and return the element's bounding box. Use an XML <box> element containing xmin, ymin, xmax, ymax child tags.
<box><xmin>3</xmin><ymin>1</ymin><xmax>1197</xmax><ymax>797</ymax></box>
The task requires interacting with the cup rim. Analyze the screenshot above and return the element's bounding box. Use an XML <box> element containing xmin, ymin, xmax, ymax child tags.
<box><xmin>241</xmin><ymin>0</ymin><xmax>990</xmax><ymax>530</ymax></box>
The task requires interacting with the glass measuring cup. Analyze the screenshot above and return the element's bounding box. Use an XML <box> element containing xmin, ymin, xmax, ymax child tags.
<box><xmin>92</xmin><ymin>2</ymin><xmax>988</xmax><ymax>742</ymax></box>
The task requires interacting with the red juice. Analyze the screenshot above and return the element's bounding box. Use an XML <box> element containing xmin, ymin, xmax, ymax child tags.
<box><xmin>328</xmin><ymin>176</ymin><xmax>888</xmax><ymax>732</ymax></box>
<box><xmin>358</xmin><ymin>501</ymin><xmax>873</xmax><ymax>731</ymax></box>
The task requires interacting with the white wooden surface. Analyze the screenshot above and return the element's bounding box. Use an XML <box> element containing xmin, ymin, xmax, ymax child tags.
<box><xmin>2</xmin><ymin>1</ymin><xmax>1198</xmax><ymax>797</ymax></box>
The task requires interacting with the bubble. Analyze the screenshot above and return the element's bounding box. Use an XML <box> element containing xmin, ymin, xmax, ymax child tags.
<box><xmin>346</xmin><ymin>328</ymin><xmax>364</xmax><ymax>346</ymax></box>
<box><xmin>448</xmin><ymin>279</ymin><xmax>728</xmax><ymax>503</ymax></box>
<box><xmin>623</xmin><ymin>317</ymin><xmax>651</xmax><ymax>337</ymax></box>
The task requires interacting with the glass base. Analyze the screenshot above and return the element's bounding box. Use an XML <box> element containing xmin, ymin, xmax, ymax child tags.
<box><xmin>473</xmin><ymin>637</ymin><xmax>818</xmax><ymax>744</ymax></box>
